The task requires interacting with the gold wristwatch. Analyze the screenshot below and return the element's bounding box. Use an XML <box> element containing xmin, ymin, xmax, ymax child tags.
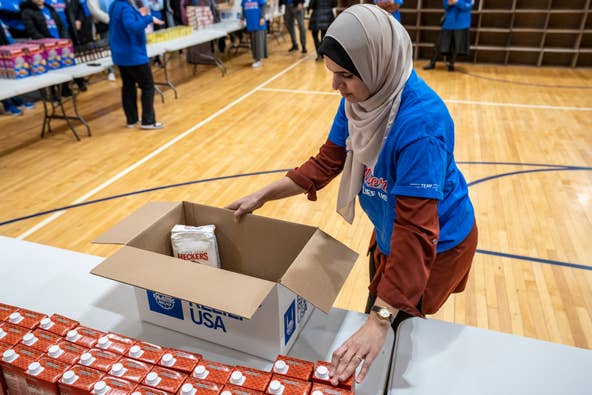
<box><xmin>371</xmin><ymin>305</ymin><xmax>395</xmax><ymax>324</ymax></box>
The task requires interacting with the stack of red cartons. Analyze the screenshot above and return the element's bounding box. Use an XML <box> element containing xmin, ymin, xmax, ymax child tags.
<box><xmin>186</xmin><ymin>5</ymin><xmax>214</xmax><ymax>30</ymax></box>
<box><xmin>0</xmin><ymin>302</ymin><xmax>356</xmax><ymax>395</ymax></box>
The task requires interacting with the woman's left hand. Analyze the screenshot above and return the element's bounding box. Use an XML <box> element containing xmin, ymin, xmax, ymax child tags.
<box><xmin>329</xmin><ymin>313</ymin><xmax>390</xmax><ymax>385</ymax></box>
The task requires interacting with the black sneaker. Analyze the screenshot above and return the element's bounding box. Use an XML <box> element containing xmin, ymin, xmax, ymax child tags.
<box><xmin>301</xmin><ymin>48</ymin><xmax>307</xmax><ymax>54</ymax></box>
<box><xmin>423</xmin><ymin>62</ymin><xmax>436</xmax><ymax>70</ymax></box>
<box><xmin>447</xmin><ymin>63</ymin><xmax>455</xmax><ymax>72</ymax></box>
<box><xmin>288</xmin><ymin>46</ymin><xmax>298</xmax><ymax>52</ymax></box>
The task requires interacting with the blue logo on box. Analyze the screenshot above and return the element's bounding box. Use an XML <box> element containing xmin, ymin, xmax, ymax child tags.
<box><xmin>284</xmin><ymin>300</ymin><xmax>296</xmax><ymax>345</ymax></box>
<box><xmin>147</xmin><ymin>291</ymin><xmax>184</xmax><ymax>320</ymax></box>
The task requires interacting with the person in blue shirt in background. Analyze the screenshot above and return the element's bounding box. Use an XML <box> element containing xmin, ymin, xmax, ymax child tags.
<box><xmin>0</xmin><ymin>0</ymin><xmax>28</xmax><ymax>38</ymax></box>
<box><xmin>109</xmin><ymin>0</ymin><xmax>164</xmax><ymax>129</ymax></box>
<box><xmin>242</xmin><ymin>0</ymin><xmax>266</xmax><ymax>68</ymax></box>
<box><xmin>375</xmin><ymin>0</ymin><xmax>402</xmax><ymax>22</ymax></box>
<box><xmin>21</xmin><ymin>0</ymin><xmax>66</xmax><ymax>39</ymax></box>
<box><xmin>0</xmin><ymin>19</ymin><xmax>35</xmax><ymax>115</ymax></box>
<box><xmin>424</xmin><ymin>0</ymin><xmax>473</xmax><ymax>71</ymax></box>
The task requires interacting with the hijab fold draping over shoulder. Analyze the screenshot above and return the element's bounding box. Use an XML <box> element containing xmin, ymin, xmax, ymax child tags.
<box><xmin>325</xmin><ymin>4</ymin><xmax>413</xmax><ymax>223</ymax></box>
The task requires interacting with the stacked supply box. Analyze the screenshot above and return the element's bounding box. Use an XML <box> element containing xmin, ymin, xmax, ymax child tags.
<box><xmin>92</xmin><ymin>202</ymin><xmax>358</xmax><ymax>360</ymax></box>
<box><xmin>0</xmin><ymin>45</ymin><xmax>30</xmax><ymax>79</ymax></box>
<box><xmin>186</xmin><ymin>5</ymin><xmax>214</xmax><ymax>29</ymax></box>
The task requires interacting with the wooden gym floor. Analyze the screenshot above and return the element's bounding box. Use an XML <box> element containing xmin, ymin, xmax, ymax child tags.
<box><xmin>1</xmin><ymin>32</ymin><xmax>591</xmax><ymax>350</ymax></box>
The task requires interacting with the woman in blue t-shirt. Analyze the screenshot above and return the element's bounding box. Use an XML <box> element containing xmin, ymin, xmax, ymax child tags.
<box><xmin>227</xmin><ymin>5</ymin><xmax>477</xmax><ymax>386</ymax></box>
<box><xmin>241</xmin><ymin>0</ymin><xmax>266</xmax><ymax>68</ymax></box>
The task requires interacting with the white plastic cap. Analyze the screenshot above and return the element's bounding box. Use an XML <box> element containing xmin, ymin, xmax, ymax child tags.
<box><xmin>132</xmin><ymin>392</ymin><xmax>141</xmax><ymax>395</ymax></box>
<box><xmin>22</xmin><ymin>333</ymin><xmax>37</xmax><ymax>345</ymax></box>
<box><xmin>111</xmin><ymin>363</ymin><xmax>124</xmax><ymax>375</ymax></box>
<box><xmin>28</xmin><ymin>362</ymin><xmax>42</xmax><ymax>374</ymax></box>
<box><xmin>9</xmin><ymin>312</ymin><xmax>22</xmax><ymax>323</ymax></box>
<box><xmin>221</xmin><ymin>392</ymin><xmax>232</xmax><ymax>395</ymax></box>
<box><xmin>181</xmin><ymin>383</ymin><xmax>195</xmax><ymax>394</ymax></box>
<box><xmin>2</xmin><ymin>349</ymin><xmax>17</xmax><ymax>362</ymax></box>
<box><xmin>97</xmin><ymin>337</ymin><xmax>109</xmax><ymax>347</ymax></box>
<box><xmin>40</xmin><ymin>317</ymin><xmax>53</xmax><ymax>329</ymax></box>
<box><xmin>161</xmin><ymin>353</ymin><xmax>174</xmax><ymax>366</ymax></box>
<box><xmin>146</xmin><ymin>372</ymin><xmax>159</xmax><ymax>384</ymax></box>
<box><xmin>230</xmin><ymin>371</ymin><xmax>243</xmax><ymax>384</ymax></box>
<box><xmin>129</xmin><ymin>345</ymin><xmax>142</xmax><ymax>356</ymax></box>
<box><xmin>193</xmin><ymin>365</ymin><xmax>207</xmax><ymax>378</ymax></box>
<box><xmin>62</xmin><ymin>370</ymin><xmax>77</xmax><ymax>384</ymax></box>
<box><xmin>274</xmin><ymin>360</ymin><xmax>288</xmax><ymax>373</ymax></box>
<box><xmin>93</xmin><ymin>381</ymin><xmax>108</xmax><ymax>394</ymax></box>
<box><xmin>269</xmin><ymin>380</ymin><xmax>283</xmax><ymax>393</ymax></box>
<box><xmin>312</xmin><ymin>391</ymin><xmax>324</xmax><ymax>395</ymax></box>
<box><xmin>66</xmin><ymin>330</ymin><xmax>79</xmax><ymax>340</ymax></box>
<box><xmin>316</xmin><ymin>365</ymin><xmax>329</xmax><ymax>379</ymax></box>
<box><xmin>0</xmin><ymin>328</ymin><xmax>5</xmax><ymax>337</ymax></box>
<box><xmin>48</xmin><ymin>345</ymin><xmax>61</xmax><ymax>357</ymax></box>
<box><xmin>80</xmin><ymin>352</ymin><xmax>93</xmax><ymax>365</ymax></box>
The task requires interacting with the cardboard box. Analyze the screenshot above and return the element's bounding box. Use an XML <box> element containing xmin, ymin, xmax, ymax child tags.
<box><xmin>92</xmin><ymin>202</ymin><xmax>358</xmax><ymax>360</ymax></box>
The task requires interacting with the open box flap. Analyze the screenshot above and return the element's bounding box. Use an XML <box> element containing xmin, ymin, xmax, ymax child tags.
<box><xmin>93</xmin><ymin>202</ymin><xmax>182</xmax><ymax>245</ymax></box>
<box><xmin>90</xmin><ymin>246</ymin><xmax>276</xmax><ymax>319</ymax></box>
<box><xmin>279</xmin><ymin>229</ymin><xmax>358</xmax><ymax>313</ymax></box>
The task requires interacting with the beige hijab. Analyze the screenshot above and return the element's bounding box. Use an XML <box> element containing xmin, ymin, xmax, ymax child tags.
<box><xmin>326</xmin><ymin>4</ymin><xmax>413</xmax><ymax>223</ymax></box>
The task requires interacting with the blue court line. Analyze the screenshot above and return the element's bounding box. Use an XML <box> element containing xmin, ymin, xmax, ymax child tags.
<box><xmin>1</xmin><ymin>162</ymin><xmax>591</xmax><ymax>271</ymax></box>
<box><xmin>477</xmin><ymin>249</ymin><xmax>591</xmax><ymax>271</ymax></box>
<box><xmin>0</xmin><ymin>169</ymin><xmax>290</xmax><ymax>227</ymax></box>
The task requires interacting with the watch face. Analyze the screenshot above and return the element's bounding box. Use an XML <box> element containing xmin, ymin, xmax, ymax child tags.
<box><xmin>379</xmin><ymin>309</ymin><xmax>389</xmax><ymax>319</ymax></box>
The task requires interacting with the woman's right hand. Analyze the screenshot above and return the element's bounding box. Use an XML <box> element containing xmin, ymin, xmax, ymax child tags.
<box><xmin>225</xmin><ymin>193</ymin><xmax>265</xmax><ymax>222</ymax></box>
<box><xmin>139</xmin><ymin>6</ymin><xmax>150</xmax><ymax>16</ymax></box>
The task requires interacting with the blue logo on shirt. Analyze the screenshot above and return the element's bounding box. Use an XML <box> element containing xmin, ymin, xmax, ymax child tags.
<box><xmin>284</xmin><ymin>300</ymin><xmax>296</xmax><ymax>345</ymax></box>
<box><xmin>147</xmin><ymin>291</ymin><xmax>184</xmax><ymax>320</ymax></box>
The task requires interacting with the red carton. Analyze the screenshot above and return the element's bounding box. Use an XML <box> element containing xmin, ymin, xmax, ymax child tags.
<box><xmin>265</xmin><ymin>375</ymin><xmax>310</xmax><ymax>395</ymax></box>
<box><xmin>65</xmin><ymin>326</ymin><xmax>104</xmax><ymax>349</ymax></box>
<box><xmin>142</xmin><ymin>366</ymin><xmax>186</xmax><ymax>394</ymax></box>
<box><xmin>24</xmin><ymin>356</ymin><xmax>71</xmax><ymax>395</ymax></box>
<box><xmin>38</xmin><ymin>314</ymin><xmax>78</xmax><ymax>337</ymax></box>
<box><xmin>30</xmin><ymin>39</ymin><xmax>60</xmax><ymax>70</ymax></box>
<box><xmin>191</xmin><ymin>360</ymin><xmax>232</xmax><ymax>385</ymax></box>
<box><xmin>0</xmin><ymin>46</ymin><xmax>29</xmax><ymax>79</ymax></box>
<box><xmin>96</xmin><ymin>333</ymin><xmax>135</xmax><ymax>355</ymax></box>
<box><xmin>21</xmin><ymin>329</ymin><xmax>61</xmax><ymax>353</ymax></box>
<box><xmin>0</xmin><ymin>323</ymin><xmax>30</xmax><ymax>346</ymax></box>
<box><xmin>6</xmin><ymin>308</ymin><xmax>46</xmax><ymax>330</ymax></box>
<box><xmin>0</xmin><ymin>304</ymin><xmax>17</xmax><ymax>322</ymax></box>
<box><xmin>228</xmin><ymin>367</ymin><xmax>271</xmax><ymax>392</ymax></box>
<box><xmin>313</xmin><ymin>362</ymin><xmax>353</xmax><ymax>392</ymax></box>
<box><xmin>78</xmin><ymin>348</ymin><xmax>120</xmax><ymax>372</ymax></box>
<box><xmin>128</xmin><ymin>342</ymin><xmax>165</xmax><ymax>365</ymax></box>
<box><xmin>178</xmin><ymin>377</ymin><xmax>222</xmax><ymax>395</ymax></box>
<box><xmin>109</xmin><ymin>357</ymin><xmax>152</xmax><ymax>383</ymax></box>
<box><xmin>47</xmin><ymin>339</ymin><xmax>88</xmax><ymax>365</ymax></box>
<box><xmin>0</xmin><ymin>342</ymin><xmax>9</xmax><ymax>395</ymax></box>
<box><xmin>271</xmin><ymin>356</ymin><xmax>314</xmax><ymax>382</ymax></box>
<box><xmin>57</xmin><ymin>365</ymin><xmax>104</xmax><ymax>395</ymax></box>
<box><xmin>133</xmin><ymin>385</ymin><xmax>172</xmax><ymax>394</ymax></box>
<box><xmin>0</xmin><ymin>344</ymin><xmax>43</xmax><ymax>395</ymax></box>
<box><xmin>92</xmin><ymin>376</ymin><xmax>136</xmax><ymax>394</ymax></box>
<box><xmin>221</xmin><ymin>384</ymin><xmax>263</xmax><ymax>395</ymax></box>
<box><xmin>56</xmin><ymin>38</ymin><xmax>75</xmax><ymax>67</ymax></box>
<box><xmin>158</xmin><ymin>349</ymin><xmax>201</xmax><ymax>374</ymax></box>
<box><xmin>17</xmin><ymin>44</ymin><xmax>47</xmax><ymax>75</ymax></box>
<box><xmin>310</xmin><ymin>383</ymin><xmax>353</xmax><ymax>395</ymax></box>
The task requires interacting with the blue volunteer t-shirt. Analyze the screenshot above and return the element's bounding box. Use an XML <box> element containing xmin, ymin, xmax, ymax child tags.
<box><xmin>328</xmin><ymin>70</ymin><xmax>475</xmax><ymax>255</ymax></box>
<box><xmin>242</xmin><ymin>0</ymin><xmax>266</xmax><ymax>31</ymax></box>
<box><xmin>41</xmin><ymin>7</ymin><xmax>60</xmax><ymax>38</ymax></box>
<box><xmin>47</xmin><ymin>0</ymin><xmax>69</xmax><ymax>31</ymax></box>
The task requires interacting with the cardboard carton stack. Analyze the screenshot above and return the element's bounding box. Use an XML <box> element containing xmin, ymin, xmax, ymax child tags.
<box><xmin>147</xmin><ymin>26</ymin><xmax>194</xmax><ymax>44</ymax></box>
<box><xmin>186</xmin><ymin>5</ymin><xmax>214</xmax><ymax>30</ymax></box>
<box><xmin>0</xmin><ymin>39</ymin><xmax>75</xmax><ymax>79</ymax></box>
<box><xmin>0</xmin><ymin>302</ymin><xmax>355</xmax><ymax>394</ymax></box>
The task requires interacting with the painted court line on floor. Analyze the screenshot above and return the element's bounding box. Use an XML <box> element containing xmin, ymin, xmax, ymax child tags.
<box><xmin>17</xmin><ymin>57</ymin><xmax>310</xmax><ymax>240</ymax></box>
<box><xmin>258</xmin><ymin>87</ymin><xmax>592</xmax><ymax>111</ymax></box>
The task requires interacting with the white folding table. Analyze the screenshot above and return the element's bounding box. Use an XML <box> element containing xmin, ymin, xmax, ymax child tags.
<box><xmin>0</xmin><ymin>236</ymin><xmax>394</xmax><ymax>394</ymax></box>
